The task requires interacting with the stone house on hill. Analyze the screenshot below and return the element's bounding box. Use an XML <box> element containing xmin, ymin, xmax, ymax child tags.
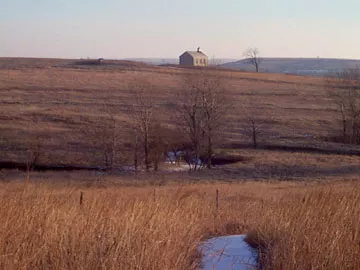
<box><xmin>179</xmin><ymin>47</ymin><xmax>208</xmax><ymax>67</ymax></box>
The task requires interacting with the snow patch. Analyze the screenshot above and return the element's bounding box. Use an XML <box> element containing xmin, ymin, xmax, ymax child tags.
<box><xmin>200</xmin><ymin>235</ymin><xmax>257</xmax><ymax>270</ymax></box>
<box><xmin>164</xmin><ymin>164</ymin><xmax>189</xmax><ymax>172</ymax></box>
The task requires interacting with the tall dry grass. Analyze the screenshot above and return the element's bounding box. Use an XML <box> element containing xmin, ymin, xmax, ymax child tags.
<box><xmin>0</xmin><ymin>183</ymin><xmax>211</xmax><ymax>270</ymax></box>
<box><xmin>247</xmin><ymin>184</ymin><xmax>360</xmax><ymax>269</ymax></box>
<box><xmin>0</xmin><ymin>180</ymin><xmax>359</xmax><ymax>269</ymax></box>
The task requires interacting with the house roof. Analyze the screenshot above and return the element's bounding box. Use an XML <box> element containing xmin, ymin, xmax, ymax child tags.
<box><xmin>181</xmin><ymin>51</ymin><xmax>208</xmax><ymax>58</ymax></box>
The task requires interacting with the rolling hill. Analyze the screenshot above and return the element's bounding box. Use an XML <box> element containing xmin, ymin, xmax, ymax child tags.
<box><xmin>221</xmin><ymin>58</ymin><xmax>360</xmax><ymax>76</ymax></box>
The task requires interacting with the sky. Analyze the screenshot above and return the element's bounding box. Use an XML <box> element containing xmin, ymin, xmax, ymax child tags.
<box><xmin>1</xmin><ymin>0</ymin><xmax>360</xmax><ymax>59</ymax></box>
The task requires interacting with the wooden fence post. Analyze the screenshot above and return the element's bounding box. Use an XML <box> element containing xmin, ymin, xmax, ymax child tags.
<box><xmin>80</xmin><ymin>191</ymin><xmax>84</xmax><ymax>206</ymax></box>
<box><xmin>216</xmin><ymin>189</ymin><xmax>219</xmax><ymax>215</ymax></box>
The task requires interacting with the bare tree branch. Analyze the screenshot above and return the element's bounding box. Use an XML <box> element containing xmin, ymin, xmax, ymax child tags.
<box><xmin>178</xmin><ymin>71</ymin><xmax>231</xmax><ymax>170</ymax></box>
<box><xmin>80</xmin><ymin>102</ymin><xmax>123</xmax><ymax>172</ymax></box>
<box><xmin>243</xmin><ymin>48</ymin><xmax>261</xmax><ymax>72</ymax></box>
<box><xmin>128</xmin><ymin>79</ymin><xmax>167</xmax><ymax>172</ymax></box>
<box><xmin>325</xmin><ymin>67</ymin><xmax>360</xmax><ymax>144</ymax></box>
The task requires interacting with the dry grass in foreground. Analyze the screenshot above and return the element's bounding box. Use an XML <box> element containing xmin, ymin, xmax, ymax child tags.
<box><xmin>0</xmin><ymin>180</ymin><xmax>359</xmax><ymax>269</ymax></box>
<box><xmin>247</xmin><ymin>184</ymin><xmax>360</xmax><ymax>269</ymax></box>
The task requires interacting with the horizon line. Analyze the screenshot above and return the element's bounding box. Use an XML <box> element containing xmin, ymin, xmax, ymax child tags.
<box><xmin>1</xmin><ymin>56</ymin><xmax>360</xmax><ymax>61</ymax></box>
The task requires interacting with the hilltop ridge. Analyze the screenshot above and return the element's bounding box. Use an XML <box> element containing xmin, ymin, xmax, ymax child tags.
<box><xmin>221</xmin><ymin>57</ymin><xmax>360</xmax><ymax>76</ymax></box>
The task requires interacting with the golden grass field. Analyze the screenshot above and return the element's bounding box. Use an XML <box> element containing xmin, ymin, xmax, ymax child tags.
<box><xmin>1</xmin><ymin>57</ymin><xmax>353</xmax><ymax>167</ymax></box>
<box><xmin>0</xmin><ymin>58</ymin><xmax>360</xmax><ymax>269</ymax></box>
<box><xmin>0</xmin><ymin>179</ymin><xmax>359</xmax><ymax>269</ymax></box>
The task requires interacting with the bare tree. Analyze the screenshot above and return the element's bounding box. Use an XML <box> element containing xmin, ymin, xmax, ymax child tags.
<box><xmin>241</xmin><ymin>92</ymin><xmax>268</xmax><ymax>149</ymax></box>
<box><xmin>128</xmin><ymin>80</ymin><xmax>166</xmax><ymax>172</ymax></box>
<box><xmin>178</xmin><ymin>80</ymin><xmax>205</xmax><ymax>171</ymax></box>
<box><xmin>201</xmin><ymin>75</ymin><xmax>229</xmax><ymax>168</ymax></box>
<box><xmin>131</xmin><ymin>128</ymin><xmax>140</xmax><ymax>174</ymax></box>
<box><xmin>131</xmin><ymin>92</ymin><xmax>153</xmax><ymax>172</ymax></box>
<box><xmin>326</xmin><ymin>68</ymin><xmax>360</xmax><ymax>144</ymax></box>
<box><xmin>246</xmin><ymin>117</ymin><xmax>259</xmax><ymax>149</ymax></box>
<box><xmin>101</xmin><ymin>103</ymin><xmax>118</xmax><ymax>171</ymax></box>
<box><xmin>149</xmin><ymin>121</ymin><xmax>169</xmax><ymax>171</ymax></box>
<box><xmin>178</xmin><ymin>71</ymin><xmax>230</xmax><ymax>170</ymax></box>
<box><xmin>162</xmin><ymin>127</ymin><xmax>189</xmax><ymax>166</ymax></box>
<box><xmin>243</xmin><ymin>48</ymin><xmax>261</xmax><ymax>72</ymax></box>
<box><xmin>82</xmin><ymin>102</ymin><xmax>122</xmax><ymax>172</ymax></box>
<box><xmin>25</xmin><ymin>113</ymin><xmax>44</xmax><ymax>182</ymax></box>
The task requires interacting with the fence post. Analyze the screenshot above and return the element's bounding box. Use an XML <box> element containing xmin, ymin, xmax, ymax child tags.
<box><xmin>80</xmin><ymin>191</ymin><xmax>84</xmax><ymax>206</ymax></box>
<box><xmin>216</xmin><ymin>189</ymin><xmax>219</xmax><ymax>215</ymax></box>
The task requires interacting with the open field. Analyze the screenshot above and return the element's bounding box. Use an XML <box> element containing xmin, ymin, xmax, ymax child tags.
<box><xmin>0</xmin><ymin>179</ymin><xmax>359</xmax><ymax>269</ymax></box>
<box><xmin>1</xmin><ymin>58</ymin><xmax>360</xmax><ymax>269</ymax></box>
<box><xmin>1</xmin><ymin>57</ymin><xmax>359</xmax><ymax>169</ymax></box>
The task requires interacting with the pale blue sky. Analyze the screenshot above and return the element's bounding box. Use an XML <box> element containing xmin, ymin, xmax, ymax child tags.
<box><xmin>1</xmin><ymin>0</ymin><xmax>360</xmax><ymax>59</ymax></box>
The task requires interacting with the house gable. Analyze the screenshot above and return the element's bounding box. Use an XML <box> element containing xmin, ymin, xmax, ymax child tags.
<box><xmin>179</xmin><ymin>52</ymin><xmax>195</xmax><ymax>66</ymax></box>
<box><xmin>179</xmin><ymin>50</ymin><xmax>208</xmax><ymax>66</ymax></box>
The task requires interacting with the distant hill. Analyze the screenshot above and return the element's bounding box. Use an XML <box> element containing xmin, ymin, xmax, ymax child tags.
<box><xmin>221</xmin><ymin>58</ymin><xmax>360</xmax><ymax>76</ymax></box>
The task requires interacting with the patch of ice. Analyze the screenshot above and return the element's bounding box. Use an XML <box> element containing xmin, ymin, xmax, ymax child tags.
<box><xmin>200</xmin><ymin>235</ymin><xmax>257</xmax><ymax>270</ymax></box>
<box><xmin>164</xmin><ymin>164</ymin><xmax>189</xmax><ymax>172</ymax></box>
<box><xmin>166</xmin><ymin>151</ymin><xmax>184</xmax><ymax>163</ymax></box>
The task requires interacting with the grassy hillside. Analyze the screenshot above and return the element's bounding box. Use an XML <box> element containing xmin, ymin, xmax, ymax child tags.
<box><xmin>1</xmin><ymin>57</ymin><xmax>359</xmax><ymax>170</ymax></box>
<box><xmin>0</xmin><ymin>57</ymin><xmax>156</xmax><ymax>70</ymax></box>
<box><xmin>1</xmin><ymin>57</ymin><xmax>360</xmax><ymax>269</ymax></box>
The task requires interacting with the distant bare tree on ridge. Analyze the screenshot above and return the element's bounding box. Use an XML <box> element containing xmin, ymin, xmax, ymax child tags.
<box><xmin>244</xmin><ymin>47</ymin><xmax>261</xmax><ymax>72</ymax></box>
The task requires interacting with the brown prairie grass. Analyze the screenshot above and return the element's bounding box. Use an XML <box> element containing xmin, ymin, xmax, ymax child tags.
<box><xmin>0</xmin><ymin>180</ymin><xmax>359</xmax><ymax>269</ymax></box>
<box><xmin>247</xmin><ymin>185</ymin><xmax>360</xmax><ymax>269</ymax></box>
<box><xmin>0</xmin><ymin>59</ymin><xmax>344</xmax><ymax>167</ymax></box>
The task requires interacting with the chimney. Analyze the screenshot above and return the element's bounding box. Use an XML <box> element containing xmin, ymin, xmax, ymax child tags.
<box><xmin>197</xmin><ymin>47</ymin><xmax>200</xmax><ymax>52</ymax></box>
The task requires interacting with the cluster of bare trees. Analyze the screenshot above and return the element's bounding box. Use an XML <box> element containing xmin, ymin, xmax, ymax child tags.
<box><xmin>82</xmin><ymin>71</ymin><xmax>230</xmax><ymax>173</ymax></box>
<box><xmin>326</xmin><ymin>67</ymin><xmax>360</xmax><ymax>145</ymax></box>
<box><xmin>80</xmin><ymin>65</ymin><xmax>360</xmax><ymax>175</ymax></box>
<box><xmin>177</xmin><ymin>71</ymin><xmax>230</xmax><ymax>170</ymax></box>
<box><xmin>85</xmin><ymin>84</ymin><xmax>167</xmax><ymax>173</ymax></box>
<box><xmin>21</xmin><ymin>63</ymin><xmax>360</xmax><ymax>179</ymax></box>
<box><xmin>125</xmin><ymin>73</ymin><xmax>230</xmax><ymax>172</ymax></box>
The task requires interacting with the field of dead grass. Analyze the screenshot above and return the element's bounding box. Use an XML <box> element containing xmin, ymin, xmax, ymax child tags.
<box><xmin>1</xmin><ymin>58</ymin><xmax>359</xmax><ymax>269</ymax></box>
<box><xmin>0</xmin><ymin>57</ymin><xmax>347</xmax><ymax>167</ymax></box>
<box><xmin>0</xmin><ymin>179</ymin><xmax>359</xmax><ymax>269</ymax></box>
<box><xmin>247</xmin><ymin>184</ymin><xmax>360</xmax><ymax>269</ymax></box>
